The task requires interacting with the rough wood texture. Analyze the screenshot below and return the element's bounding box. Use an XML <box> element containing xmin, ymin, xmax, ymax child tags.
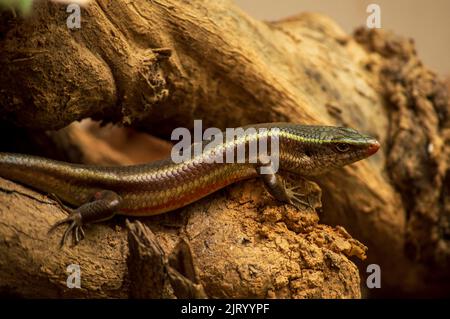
<box><xmin>0</xmin><ymin>174</ymin><xmax>365</xmax><ymax>298</ymax></box>
<box><xmin>0</xmin><ymin>0</ymin><xmax>449</xmax><ymax>297</ymax></box>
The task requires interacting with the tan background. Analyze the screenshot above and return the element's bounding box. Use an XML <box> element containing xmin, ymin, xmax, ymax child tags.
<box><xmin>235</xmin><ymin>0</ymin><xmax>450</xmax><ymax>76</ymax></box>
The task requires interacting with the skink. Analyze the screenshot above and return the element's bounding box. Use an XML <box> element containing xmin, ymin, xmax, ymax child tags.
<box><xmin>0</xmin><ymin>123</ymin><xmax>380</xmax><ymax>245</ymax></box>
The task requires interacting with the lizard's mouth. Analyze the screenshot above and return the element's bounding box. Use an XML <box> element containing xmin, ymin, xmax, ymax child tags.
<box><xmin>366</xmin><ymin>139</ymin><xmax>380</xmax><ymax>156</ymax></box>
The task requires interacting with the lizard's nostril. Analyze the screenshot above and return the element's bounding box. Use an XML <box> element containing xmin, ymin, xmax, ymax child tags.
<box><xmin>367</xmin><ymin>140</ymin><xmax>380</xmax><ymax>155</ymax></box>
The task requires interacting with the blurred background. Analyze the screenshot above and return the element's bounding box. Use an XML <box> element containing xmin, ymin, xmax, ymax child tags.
<box><xmin>235</xmin><ymin>0</ymin><xmax>450</xmax><ymax>77</ymax></box>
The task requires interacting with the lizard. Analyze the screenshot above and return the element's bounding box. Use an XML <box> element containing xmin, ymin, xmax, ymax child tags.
<box><xmin>0</xmin><ymin>123</ymin><xmax>380</xmax><ymax>246</ymax></box>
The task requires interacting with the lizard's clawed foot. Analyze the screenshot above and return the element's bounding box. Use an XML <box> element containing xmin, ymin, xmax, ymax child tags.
<box><xmin>284</xmin><ymin>181</ymin><xmax>314</xmax><ymax>211</ymax></box>
<box><xmin>46</xmin><ymin>190</ymin><xmax>121</xmax><ymax>247</ymax></box>
<box><xmin>48</xmin><ymin>212</ymin><xmax>85</xmax><ymax>247</ymax></box>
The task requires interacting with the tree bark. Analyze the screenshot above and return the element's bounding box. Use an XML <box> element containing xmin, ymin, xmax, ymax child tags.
<box><xmin>0</xmin><ymin>0</ymin><xmax>448</xmax><ymax>297</ymax></box>
<box><xmin>0</xmin><ymin>173</ymin><xmax>365</xmax><ymax>298</ymax></box>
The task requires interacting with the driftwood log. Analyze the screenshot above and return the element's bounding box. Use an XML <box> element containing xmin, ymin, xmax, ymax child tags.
<box><xmin>0</xmin><ymin>0</ymin><xmax>449</xmax><ymax>297</ymax></box>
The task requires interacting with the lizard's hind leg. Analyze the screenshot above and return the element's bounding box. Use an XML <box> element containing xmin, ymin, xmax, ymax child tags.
<box><xmin>48</xmin><ymin>190</ymin><xmax>122</xmax><ymax>247</ymax></box>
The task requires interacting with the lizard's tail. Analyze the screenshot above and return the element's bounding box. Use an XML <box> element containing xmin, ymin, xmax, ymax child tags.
<box><xmin>0</xmin><ymin>152</ymin><xmax>96</xmax><ymax>205</ymax></box>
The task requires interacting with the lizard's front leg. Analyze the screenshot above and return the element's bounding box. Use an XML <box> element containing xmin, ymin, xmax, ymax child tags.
<box><xmin>257</xmin><ymin>164</ymin><xmax>313</xmax><ymax>210</ymax></box>
<box><xmin>48</xmin><ymin>190</ymin><xmax>122</xmax><ymax>247</ymax></box>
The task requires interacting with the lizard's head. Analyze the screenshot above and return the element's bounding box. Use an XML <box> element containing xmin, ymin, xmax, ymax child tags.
<box><xmin>279</xmin><ymin>125</ymin><xmax>380</xmax><ymax>176</ymax></box>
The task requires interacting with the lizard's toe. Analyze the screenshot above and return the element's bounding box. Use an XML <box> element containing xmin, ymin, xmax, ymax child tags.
<box><xmin>286</xmin><ymin>188</ymin><xmax>314</xmax><ymax>211</ymax></box>
<box><xmin>48</xmin><ymin>211</ymin><xmax>84</xmax><ymax>247</ymax></box>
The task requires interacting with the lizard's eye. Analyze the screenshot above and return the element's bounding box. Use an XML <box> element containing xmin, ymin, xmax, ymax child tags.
<box><xmin>335</xmin><ymin>143</ymin><xmax>350</xmax><ymax>152</ymax></box>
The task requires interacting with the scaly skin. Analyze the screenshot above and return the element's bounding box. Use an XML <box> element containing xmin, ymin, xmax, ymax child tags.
<box><xmin>0</xmin><ymin>123</ymin><xmax>380</xmax><ymax>245</ymax></box>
